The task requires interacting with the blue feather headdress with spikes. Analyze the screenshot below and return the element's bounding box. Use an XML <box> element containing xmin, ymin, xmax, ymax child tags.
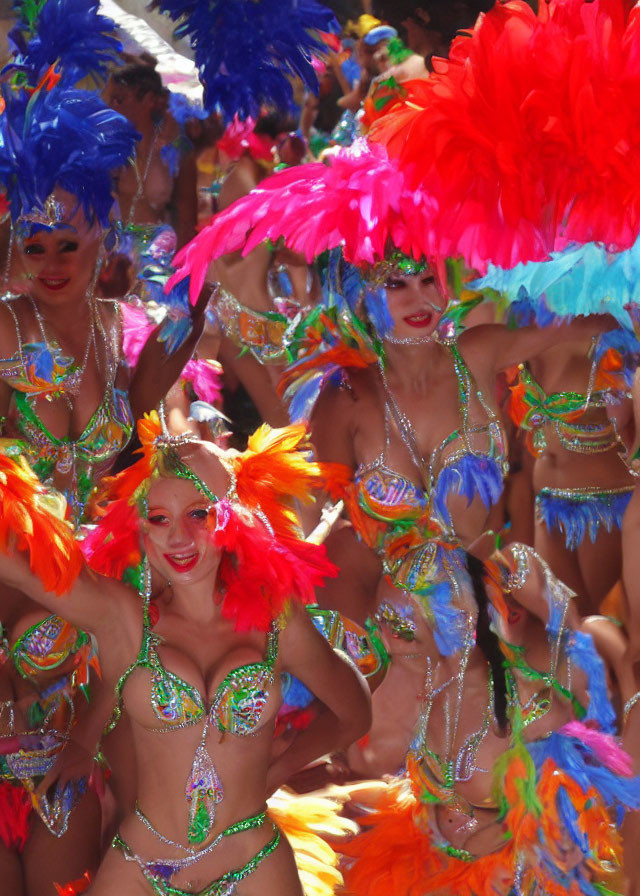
<box><xmin>155</xmin><ymin>0</ymin><xmax>337</xmax><ymax>120</ymax></box>
<box><xmin>6</xmin><ymin>0</ymin><xmax>121</xmax><ymax>87</ymax></box>
<box><xmin>0</xmin><ymin>82</ymin><xmax>139</xmax><ymax>228</ymax></box>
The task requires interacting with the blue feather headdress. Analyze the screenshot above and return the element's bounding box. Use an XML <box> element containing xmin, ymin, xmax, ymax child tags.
<box><xmin>6</xmin><ymin>0</ymin><xmax>121</xmax><ymax>87</ymax></box>
<box><xmin>471</xmin><ymin>237</ymin><xmax>640</xmax><ymax>330</ymax></box>
<box><xmin>155</xmin><ymin>0</ymin><xmax>338</xmax><ymax>119</ymax></box>
<box><xmin>0</xmin><ymin>83</ymin><xmax>139</xmax><ymax>228</ymax></box>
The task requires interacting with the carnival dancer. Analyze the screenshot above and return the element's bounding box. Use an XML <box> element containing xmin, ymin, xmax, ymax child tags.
<box><xmin>0</xmin><ymin>19</ymin><xmax>207</xmax><ymax>889</ymax></box>
<box><xmin>167</xmin><ymin>138</ymin><xmax>614</xmax><ymax>778</ymax></box>
<box><xmin>0</xmin><ymin>416</ymin><xmax>371</xmax><ymax>895</ymax></box>
<box><xmin>504</xmin><ymin>323</ymin><xmax>638</xmax><ymax>614</ymax></box>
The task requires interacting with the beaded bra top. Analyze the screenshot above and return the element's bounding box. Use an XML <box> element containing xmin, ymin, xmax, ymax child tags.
<box><xmin>111</xmin><ymin>587</ymin><xmax>279</xmax><ymax>845</ymax></box>
<box><xmin>350</xmin><ymin>340</ymin><xmax>508</xmax><ymax>554</ymax></box>
<box><xmin>0</xmin><ymin>296</ymin><xmax>134</xmax><ymax>522</ymax></box>
<box><xmin>8</xmin><ymin>615</ymin><xmax>92</xmax><ymax>684</ymax></box>
<box><xmin>508</xmin><ymin>329</ymin><xmax>639</xmax><ymax>457</ymax></box>
<box><xmin>113</xmin><ymin>598</ymin><xmax>279</xmax><ymax>736</ymax></box>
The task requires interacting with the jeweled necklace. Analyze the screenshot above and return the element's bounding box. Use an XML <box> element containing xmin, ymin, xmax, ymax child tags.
<box><xmin>384</xmin><ymin>331</ymin><xmax>435</xmax><ymax>346</ymax></box>
<box><xmin>378</xmin><ymin>360</ymin><xmax>431</xmax><ymax>487</ymax></box>
<box><xmin>27</xmin><ymin>294</ymin><xmax>95</xmax><ymax>399</ymax></box>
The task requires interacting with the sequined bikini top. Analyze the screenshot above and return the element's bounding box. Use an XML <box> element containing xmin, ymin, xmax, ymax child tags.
<box><xmin>0</xmin><ymin>296</ymin><xmax>134</xmax><ymax>522</ymax></box>
<box><xmin>112</xmin><ymin>599</ymin><xmax>279</xmax><ymax>736</ymax></box>
<box><xmin>350</xmin><ymin>340</ymin><xmax>508</xmax><ymax>548</ymax></box>
<box><xmin>508</xmin><ymin>329</ymin><xmax>639</xmax><ymax>457</ymax></box>
<box><xmin>8</xmin><ymin>616</ymin><xmax>92</xmax><ymax>683</ymax></box>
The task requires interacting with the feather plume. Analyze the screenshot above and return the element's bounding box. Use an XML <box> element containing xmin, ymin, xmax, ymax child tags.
<box><xmin>232</xmin><ymin>424</ymin><xmax>349</xmax><ymax>537</ymax></box>
<box><xmin>217</xmin><ymin>116</ymin><xmax>275</xmax><ymax>162</ymax></box>
<box><xmin>0</xmin><ymin>454</ymin><xmax>82</xmax><ymax>594</ymax></box>
<box><xmin>471</xmin><ymin>237</ymin><xmax>640</xmax><ymax>327</ymax></box>
<box><xmin>369</xmin><ymin>0</ymin><xmax>640</xmax><ymax>274</ymax></box>
<box><xmin>8</xmin><ymin>0</ymin><xmax>121</xmax><ymax>87</ymax></box>
<box><xmin>180</xmin><ymin>359</ymin><xmax>223</xmax><ymax>405</ymax></box>
<box><xmin>432</xmin><ymin>454</ymin><xmax>505</xmax><ymax>528</ymax></box>
<box><xmin>155</xmin><ymin>0</ymin><xmax>337</xmax><ymax>119</ymax></box>
<box><xmin>169</xmin><ymin>141</ymin><xmax>434</xmax><ymax>304</ymax></box>
<box><xmin>268</xmin><ymin>787</ymin><xmax>357</xmax><ymax>896</ymax></box>
<box><xmin>80</xmin><ymin>501</ymin><xmax>141</xmax><ymax>579</ymax></box>
<box><xmin>0</xmin><ymin>83</ymin><xmax>138</xmax><ymax>225</ymax></box>
<box><xmin>212</xmin><ymin>500</ymin><xmax>337</xmax><ymax>631</ymax></box>
<box><xmin>279</xmin><ymin>306</ymin><xmax>380</xmax><ymax>423</ymax></box>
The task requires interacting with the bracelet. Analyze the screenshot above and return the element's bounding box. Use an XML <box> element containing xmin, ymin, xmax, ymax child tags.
<box><xmin>623</xmin><ymin>691</ymin><xmax>640</xmax><ymax>724</ymax></box>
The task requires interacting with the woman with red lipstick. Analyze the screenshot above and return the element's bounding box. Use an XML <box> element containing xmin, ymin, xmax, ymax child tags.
<box><xmin>168</xmin><ymin>139</ymin><xmax>616</xmax><ymax>780</ymax></box>
<box><xmin>0</xmin><ymin>77</ymin><xmax>209</xmax><ymax>894</ymax></box>
<box><xmin>0</xmin><ymin>415</ymin><xmax>371</xmax><ymax>896</ymax></box>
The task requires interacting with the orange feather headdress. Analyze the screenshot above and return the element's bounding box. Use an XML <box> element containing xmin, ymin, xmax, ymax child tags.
<box><xmin>82</xmin><ymin>413</ymin><xmax>347</xmax><ymax>631</ymax></box>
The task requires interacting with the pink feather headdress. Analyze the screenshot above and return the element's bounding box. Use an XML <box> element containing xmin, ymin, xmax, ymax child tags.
<box><xmin>368</xmin><ymin>0</ymin><xmax>640</xmax><ymax>274</ymax></box>
<box><xmin>169</xmin><ymin>140</ymin><xmax>436</xmax><ymax>303</ymax></box>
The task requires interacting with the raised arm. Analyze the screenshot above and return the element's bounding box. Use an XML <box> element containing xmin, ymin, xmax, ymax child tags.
<box><xmin>128</xmin><ymin>286</ymin><xmax>209</xmax><ymax>420</ymax></box>
<box><xmin>461</xmin><ymin>314</ymin><xmax>617</xmax><ymax>378</ymax></box>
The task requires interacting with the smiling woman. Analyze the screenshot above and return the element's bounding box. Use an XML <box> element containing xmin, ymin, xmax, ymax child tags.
<box><xmin>0</xmin><ymin>416</ymin><xmax>371</xmax><ymax>896</ymax></box>
<box><xmin>0</xmin><ymin>77</ymin><xmax>211</xmax><ymax>896</ymax></box>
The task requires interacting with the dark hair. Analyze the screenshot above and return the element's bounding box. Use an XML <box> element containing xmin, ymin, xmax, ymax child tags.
<box><xmin>111</xmin><ymin>62</ymin><xmax>165</xmax><ymax>100</ymax></box>
<box><xmin>254</xmin><ymin>110</ymin><xmax>299</xmax><ymax>140</ymax></box>
<box><xmin>375</xmin><ymin>0</ymin><xmax>493</xmax><ymax>43</ymax></box>
<box><xmin>466</xmin><ymin>552</ymin><xmax>508</xmax><ymax>732</ymax></box>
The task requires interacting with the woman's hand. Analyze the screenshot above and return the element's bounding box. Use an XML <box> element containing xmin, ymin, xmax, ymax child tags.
<box><xmin>36</xmin><ymin>740</ymin><xmax>103</xmax><ymax>803</ymax></box>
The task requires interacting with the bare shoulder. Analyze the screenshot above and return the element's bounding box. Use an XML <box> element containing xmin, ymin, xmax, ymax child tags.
<box><xmin>311</xmin><ymin>379</ymin><xmax>358</xmax><ymax>467</ymax></box>
<box><xmin>86</xmin><ymin>572</ymin><xmax>145</xmax><ymax>667</ymax></box>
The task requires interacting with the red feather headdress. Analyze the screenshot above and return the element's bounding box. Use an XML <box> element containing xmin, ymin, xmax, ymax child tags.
<box><xmin>368</xmin><ymin>0</ymin><xmax>640</xmax><ymax>274</ymax></box>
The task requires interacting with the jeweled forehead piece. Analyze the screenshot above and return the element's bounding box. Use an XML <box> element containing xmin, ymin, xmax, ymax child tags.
<box><xmin>152</xmin><ymin>431</ymin><xmax>232</xmax><ymax>504</ymax></box>
<box><xmin>369</xmin><ymin>249</ymin><xmax>429</xmax><ymax>286</ymax></box>
<box><xmin>16</xmin><ymin>192</ymin><xmax>75</xmax><ymax>239</ymax></box>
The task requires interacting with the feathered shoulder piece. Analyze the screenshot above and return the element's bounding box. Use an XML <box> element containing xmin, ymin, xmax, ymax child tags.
<box><xmin>155</xmin><ymin>0</ymin><xmax>337</xmax><ymax>120</ymax></box>
<box><xmin>369</xmin><ymin>0</ymin><xmax>640</xmax><ymax>275</ymax></box>
<box><xmin>7</xmin><ymin>0</ymin><xmax>121</xmax><ymax>88</ymax></box>
<box><xmin>0</xmin><ymin>82</ymin><xmax>138</xmax><ymax>226</ymax></box>
<box><xmin>279</xmin><ymin>303</ymin><xmax>381</xmax><ymax>423</ymax></box>
<box><xmin>0</xmin><ymin>453</ymin><xmax>83</xmax><ymax>594</ymax></box>
<box><xmin>231</xmin><ymin>423</ymin><xmax>350</xmax><ymax>537</ymax></box>
<box><xmin>170</xmin><ymin>139</ymin><xmax>434</xmax><ymax>304</ymax></box>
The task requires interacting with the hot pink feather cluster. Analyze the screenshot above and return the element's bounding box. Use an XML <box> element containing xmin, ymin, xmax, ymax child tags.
<box><xmin>170</xmin><ymin>140</ymin><xmax>436</xmax><ymax>303</ymax></box>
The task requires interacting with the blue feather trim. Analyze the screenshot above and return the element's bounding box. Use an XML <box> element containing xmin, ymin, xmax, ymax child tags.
<box><xmin>527</xmin><ymin>730</ymin><xmax>640</xmax><ymax>812</ymax></box>
<box><xmin>471</xmin><ymin>238</ymin><xmax>640</xmax><ymax>329</ymax></box>
<box><xmin>432</xmin><ymin>454</ymin><xmax>504</xmax><ymax>528</ymax></box>
<box><xmin>156</xmin><ymin>0</ymin><xmax>338</xmax><ymax>120</ymax></box>
<box><xmin>564</xmin><ymin>630</ymin><xmax>616</xmax><ymax>733</ymax></box>
<box><xmin>321</xmin><ymin>250</ymin><xmax>394</xmax><ymax>338</ymax></box>
<box><xmin>7</xmin><ymin>0</ymin><xmax>121</xmax><ymax>87</ymax></box>
<box><xmin>592</xmin><ymin>327</ymin><xmax>640</xmax><ymax>389</ymax></box>
<box><xmin>536</xmin><ymin>486</ymin><xmax>633</xmax><ymax>551</ymax></box>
